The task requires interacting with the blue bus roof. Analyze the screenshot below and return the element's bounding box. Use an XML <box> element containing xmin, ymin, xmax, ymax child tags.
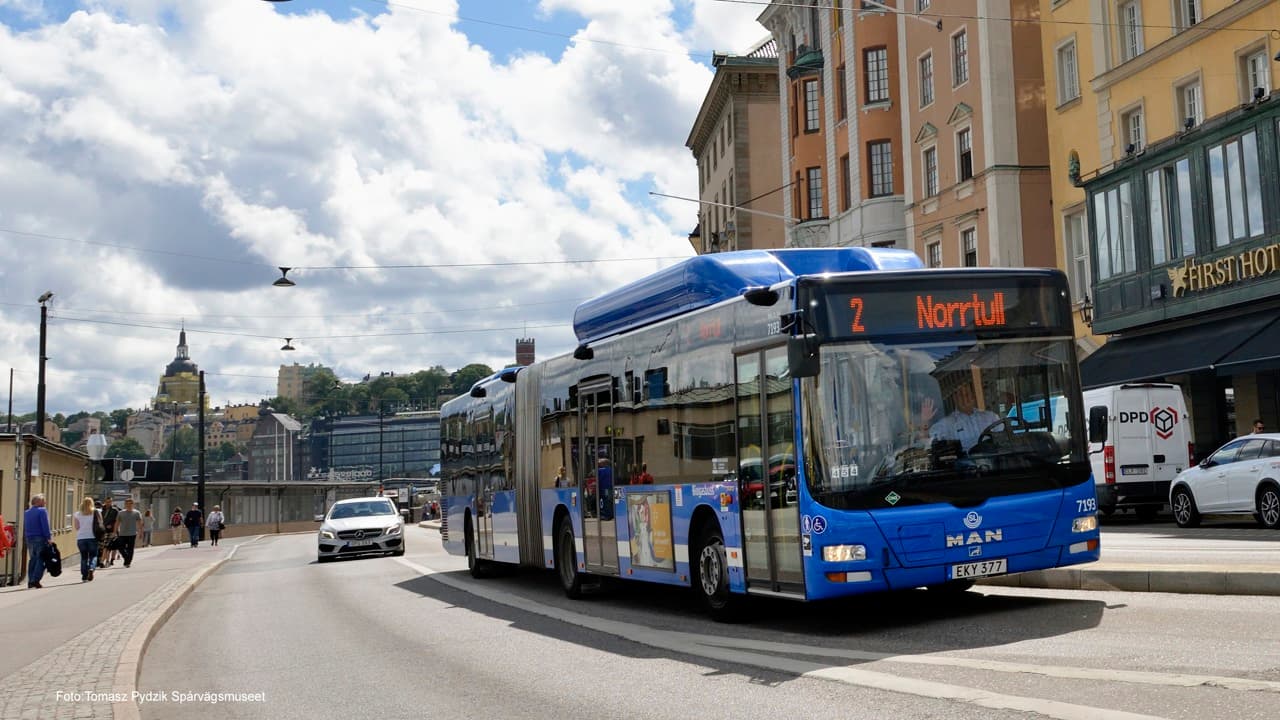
<box><xmin>572</xmin><ymin>247</ymin><xmax>921</xmax><ymax>343</ymax></box>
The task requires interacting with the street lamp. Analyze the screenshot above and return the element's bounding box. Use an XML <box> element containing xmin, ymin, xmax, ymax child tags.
<box><xmin>35</xmin><ymin>291</ymin><xmax>52</xmax><ymax>438</ymax></box>
<box><xmin>87</xmin><ymin>432</ymin><xmax>108</xmax><ymax>493</ymax></box>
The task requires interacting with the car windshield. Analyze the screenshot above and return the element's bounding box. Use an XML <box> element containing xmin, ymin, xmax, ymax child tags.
<box><xmin>329</xmin><ymin>501</ymin><xmax>397</xmax><ymax>520</ymax></box>
<box><xmin>802</xmin><ymin>337</ymin><xmax>1089</xmax><ymax>510</ymax></box>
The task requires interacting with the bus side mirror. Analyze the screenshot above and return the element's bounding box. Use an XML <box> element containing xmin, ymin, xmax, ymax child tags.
<box><xmin>788</xmin><ymin>334</ymin><xmax>820</xmax><ymax>378</ymax></box>
<box><xmin>1088</xmin><ymin>406</ymin><xmax>1108</xmax><ymax>444</ymax></box>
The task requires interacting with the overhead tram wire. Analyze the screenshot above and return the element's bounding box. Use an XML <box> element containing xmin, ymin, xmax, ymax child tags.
<box><xmin>48</xmin><ymin>313</ymin><xmax>571</xmax><ymax>341</ymax></box>
<box><xmin>708</xmin><ymin>0</ymin><xmax>1280</xmax><ymax>36</ymax></box>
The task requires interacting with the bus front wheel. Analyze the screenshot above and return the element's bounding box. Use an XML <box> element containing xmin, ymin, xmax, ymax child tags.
<box><xmin>555</xmin><ymin>517</ymin><xmax>584</xmax><ymax>599</ymax></box>
<box><xmin>692</xmin><ymin>527</ymin><xmax>742</xmax><ymax>622</ymax></box>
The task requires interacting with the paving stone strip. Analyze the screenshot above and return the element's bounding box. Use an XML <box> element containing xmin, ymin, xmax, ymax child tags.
<box><xmin>0</xmin><ymin>572</ymin><xmax>191</xmax><ymax>720</ymax></box>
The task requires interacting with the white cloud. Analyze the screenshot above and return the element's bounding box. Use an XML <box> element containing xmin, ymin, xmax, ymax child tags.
<box><xmin>0</xmin><ymin>0</ymin><xmax>765</xmax><ymax>416</ymax></box>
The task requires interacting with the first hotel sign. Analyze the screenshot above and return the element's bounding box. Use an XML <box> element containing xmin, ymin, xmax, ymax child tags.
<box><xmin>1168</xmin><ymin>240</ymin><xmax>1280</xmax><ymax>296</ymax></box>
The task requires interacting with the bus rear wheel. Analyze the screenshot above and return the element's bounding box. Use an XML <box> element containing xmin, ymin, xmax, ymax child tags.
<box><xmin>692</xmin><ymin>527</ymin><xmax>741</xmax><ymax>622</ymax></box>
<box><xmin>555</xmin><ymin>517</ymin><xmax>584</xmax><ymax>599</ymax></box>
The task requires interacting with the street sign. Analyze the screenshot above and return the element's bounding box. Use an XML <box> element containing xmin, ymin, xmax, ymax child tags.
<box><xmin>120</xmin><ymin>469</ymin><xmax>135</xmax><ymax>482</ymax></box>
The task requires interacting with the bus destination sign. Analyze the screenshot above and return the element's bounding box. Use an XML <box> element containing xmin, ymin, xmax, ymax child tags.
<box><xmin>820</xmin><ymin>281</ymin><xmax>1062</xmax><ymax>340</ymax></box>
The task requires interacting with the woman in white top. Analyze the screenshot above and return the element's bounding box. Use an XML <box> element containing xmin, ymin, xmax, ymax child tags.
<box><xmin>72</xmin><ymin>497</ymin><xmax>100</xmax><ymax>582</ymax></box>
<box><xmin>207</xmin><ymin>506</ymin><xmax>225</xmax><ymax>546</ymax></box>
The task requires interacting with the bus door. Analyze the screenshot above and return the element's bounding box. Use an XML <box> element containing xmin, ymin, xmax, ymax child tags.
<box><xmin>475</xmin><ymin>407</ymin><xmax>496</xmax><ymax>559</ymax></box>
<box><xmin>579</xmin><ymin>380</ymin><xmax>619</xmax><ymax>572</ymax></box>
<box><xmin>736</xmin><ymin>345</ymin><xmax>804</xmax><ymax>596</ymax></box>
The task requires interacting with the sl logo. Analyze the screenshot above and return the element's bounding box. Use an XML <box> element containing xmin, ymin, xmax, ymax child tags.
<box><xmin>1150</xmin><ymin>406</ymin><xmax>1178</xmax><ymax>439</ymax></box>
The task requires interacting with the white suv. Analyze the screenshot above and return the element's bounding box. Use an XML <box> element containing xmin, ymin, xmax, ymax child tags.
<box><xmin>317</xmin><ymin>497</ymin><xmax>406</xmax><ymax>562</ymax></box>
<box><xmin>1169</xmin><ymin>433</ymin><xmax>1280</xmax><ymax>528</ymax></box>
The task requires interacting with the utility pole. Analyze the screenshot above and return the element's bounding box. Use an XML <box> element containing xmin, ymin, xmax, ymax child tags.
<box><xmin>7</xmin><ymin>368</ymin><xmax>13</xmax><ymax>433</ymax></box>
<box><xmin>198</xmin><ymin>371</ymin><xmax>206</xmax><ymax>538</ymax></box>
<box><xmin>378</xmin><ymin>406</ymin><xmax>384</xmax><ymax>483</ymax></box>
<box><xmin>35</xmin><ymin>296</ymin><xmax>49</xmax><ymax>438</ymax></box>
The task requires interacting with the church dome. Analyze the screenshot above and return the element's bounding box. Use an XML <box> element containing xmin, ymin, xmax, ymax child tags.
<box><xmin>165</xmin><ymin>357</ymin><xmax>199</xmax><ymax>375</ymax></box>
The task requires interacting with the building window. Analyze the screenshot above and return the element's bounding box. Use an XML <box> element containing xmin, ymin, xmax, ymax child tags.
<box><xmin>1118</xmin><ymin>1</ymin><xmax>1143</xmax><ymax>62</ymax></box>
<box><xmin>806</xmin><ymin>166</ymin><xmax>824</xmax><ymax>219</ymax></box>
<box><xmin>869</xmin><ymin>140</ymin><xmax>893</xmax><ymax>197</ymax></box>
<box><xmin>840</xmin><ymin>153</ymin><xmax>852</xmax><ymax>212</ymax></box>
<box><xmin>961</xmin><ymin>227</ymin><xmax>978</xmax><ymax>267</ymax></box>
<box><xmin>956</xmin><ymin>128</ymin><xmax>973</xmax><ymax>181</ymax></box>
<box><xmin>1092</xmin><ymin>181</ymin><xmax>1136</xmax><ymax>280</ymax></box>
<box><xmin>864</xmin><ymin>47</ymin><xmax>889</xmax><ymax>104</ymax></box>
<box><xmin>919</xmin><ymin>53</ymin><xmax>934</xmax><ymax>107</ymax></box>
<box><xmin>927</xmin><ymin>240</ymin><xmax>941</xmax><ymax>267</ymax></box>
<box><xmin>1178</xmin><ymin>80</ymin><xmax>1203</xmax><ymax>127</ymax></box>
<box><xmin>837</xmin><ymin>64</ymin><xmax>848</xmax><ymax>121</ymax></box>
<box><xmin>917</xmin><ymin>0</ymin><xmax>931</xmax><ymax>11</ymax></box>
<box><xmin>804</xmin><ymin>79</ymin><xmax>820</xmax><ymax>132</ymax></box>
<box><xmin>836</xmin><ymin>0</ymin><xmax>844</xmax><ymax>27</ymax></box>
<box><xmin>1056</xmin><ymin>40</ymin><xmax>1079</xmax><ymax>105</ymax></box>
<box><xmin>952</xmin><ymin>30</ymin><xmax>968</xmax><ymax>86</ymax></box>
<box><xmin>1208</xmin><ymin>131</ymin><xmax>1265</xmax><ymax>245</ymax></box>
<box><xmin>1064</xmin><ymin>211</ymin><xmax>1090</xmax><ymax>302</ymax></box>
<box><xmin>1174</xmin><ymin>0</ymin><xmax>1200</xmax><ymax>31</ymax></box>
<box><xmin>1242</xmin><ymin>50</ymin><xmax>1271</xmax><ymax>100</ymax></box>
<box><xmin>1121</xmin><ymin>107</ymin><xmax>1144</xmax><ymax>152</ymax></box>
<box><xmin>922</xmin><ymin>146</ymin><xmax>939</xmax><ymax>198</ymax></box>
<box><xmin>1147</xmin><ymin>157</ymin><xmax>1196</xmax><ymax>265</ymax></box>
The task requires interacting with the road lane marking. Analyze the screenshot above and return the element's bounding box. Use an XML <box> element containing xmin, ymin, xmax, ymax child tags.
<box><xmin>394</xmin><ymin>558</ymin><xmax>1174</xmax><ymax>720</ymax></box>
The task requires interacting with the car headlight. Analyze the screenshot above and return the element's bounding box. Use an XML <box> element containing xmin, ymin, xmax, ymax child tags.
<box><xmin>822</xmin><ymin>544</ymin><xmax>866</xmax><ymax>562</ymax></box>
<box><xmin>1072</xmin><ymin>515</ymin><xmax>1098</xmax><ymax>533</ymax></box>
<box><xmin>386</xmin><ymin>524</ymin><xmax>402</xmax><ymax>536</ymax></box>
<box><xmin>320</xmin><ymin>530</ymin><xmax>335</xmax><ymax>540</ymax></box>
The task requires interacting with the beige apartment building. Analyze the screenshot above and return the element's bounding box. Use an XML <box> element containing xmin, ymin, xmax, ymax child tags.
<box><xmin>758</xmin><ymin>1</ymin><xmax>907</xmax><ymax>250</ymax></box>
<box><xmin>687</xmin><ymin>40</ymin><xmax>785</xmax><ymax>253</ymax></box>
<box><xmin>899</xmin><ymin>0</ymin><xmax>1054</xmax><ymax>270</ymax></box>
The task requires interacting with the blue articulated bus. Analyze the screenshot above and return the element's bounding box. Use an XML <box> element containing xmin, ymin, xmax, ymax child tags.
<box><xmin>439</xmin><ymin>247</ymin><xmax>1100</xmax><ymax>619</ymax></box>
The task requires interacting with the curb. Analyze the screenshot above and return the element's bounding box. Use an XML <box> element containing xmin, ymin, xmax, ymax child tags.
<box><xmin>110</xmin><ymin>538</ymin><xmax>257</xmax><ymax>720</ymax></box>
<box><xmin>980</xmin><ymin>566</ymin><xmax>1280</xmax><ymax>596</ymax></box>
<box><xmin>417</xmin><ymin>521</ymin><xmax>441</xmax><ymax>530</ymax></box>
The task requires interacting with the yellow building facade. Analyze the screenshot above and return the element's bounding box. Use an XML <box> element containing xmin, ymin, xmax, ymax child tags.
<box><xmin>0</xmin><ymin>434</ymin><xmax>89</xmax><ymax>585</ymax></box>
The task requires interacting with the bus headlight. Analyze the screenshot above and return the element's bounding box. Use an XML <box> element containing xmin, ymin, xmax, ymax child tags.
<box><xmin>822</xmin><ymin>544</ymin><xmax>866</xmax><ymax>562</ymax></box>
<box><xmin>1072</xmin><ymin>515</ymin><xmax>1098</xmax><ymax>533</ymax></box>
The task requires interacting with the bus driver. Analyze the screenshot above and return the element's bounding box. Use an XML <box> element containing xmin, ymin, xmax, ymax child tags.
<box><xmin>927</xmin><ymin>383</ymin><xmax>1000</xmax><ymax>452</ymax></box>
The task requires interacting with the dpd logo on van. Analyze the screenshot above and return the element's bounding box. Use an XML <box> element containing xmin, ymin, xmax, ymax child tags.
<box><xmin>1118</xmin><ymin>406</ymin><xmax>1179</xmax><ymax>439</ymax></box>
<box><xmin>1150</xmin><ymin>406</ymin><xmax>1178</xmax><ymax>439</ymax></box>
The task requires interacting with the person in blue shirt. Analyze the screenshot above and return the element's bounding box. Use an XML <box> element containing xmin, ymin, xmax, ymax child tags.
<box><xmin>24</xmin><ymin>494</ymin><xmax>52</xmax><ymax>589</ymax></box>
<box><xmin>928</xmin><ymin>383</ymin><xmax>1000</xmax><ymax>452</ymax></box>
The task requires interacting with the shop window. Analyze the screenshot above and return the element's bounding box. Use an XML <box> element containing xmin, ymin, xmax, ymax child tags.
<box><xmin>1208</xmin><ymin>131</ymin><xmax>1264</xmax><ymax>245</ymax></box>
<box><xmin>1092</xmin><ymin>181</ymin><xmax>1135</xmax><ymax>280</ymax></box>
<box><xmin>1146</xmin><ymin>157</ymin><xmax>1196</xmax><ymax>264</ymax></box>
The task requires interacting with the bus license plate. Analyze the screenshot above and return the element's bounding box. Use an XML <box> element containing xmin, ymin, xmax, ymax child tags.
<box><xmin>348</xmin><ymin>539</ymin><xmax>376</xmax><ymax>547</ymax></box>
<box><xmin>950</xmin><ymin>559</ymin><xmax>1006</xmax><ymax>579</ymax></box>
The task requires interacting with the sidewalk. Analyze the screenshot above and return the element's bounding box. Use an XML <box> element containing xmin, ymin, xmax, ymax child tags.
<box><xmin>0</xmin><ymin>538</ymin><xmax>244</xmax><ymax>720</ymax></box>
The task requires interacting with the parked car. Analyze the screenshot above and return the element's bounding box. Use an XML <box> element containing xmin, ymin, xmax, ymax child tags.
<box><xmin>316</xmin><ymin>497</ymin><xmax>405</xmax><ymax>562</ymax></box>
<box><xmin>1168</xmin><ymin>433</ymin><xmax>1280</xmax><ymax>528</ymax></box>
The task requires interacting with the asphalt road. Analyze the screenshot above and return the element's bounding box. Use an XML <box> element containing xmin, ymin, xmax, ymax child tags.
<box><xmin>139</xmin><ymin>527</ymin><xmax>1280</xmax><ymax>720</ymax></box>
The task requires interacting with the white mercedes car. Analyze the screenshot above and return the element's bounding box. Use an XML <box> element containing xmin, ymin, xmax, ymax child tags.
<box><xmin>317</xmin><ymin>497</ymin><xmax>406</xmax><ymax>562</ymax></box>
<box><xmin>1169</xmin><ymin>433</ymin><xmax>1280</xmax><ymax>528</ymax></box>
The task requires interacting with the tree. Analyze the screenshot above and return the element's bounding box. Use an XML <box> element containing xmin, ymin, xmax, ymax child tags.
<box><xmin>106</xmin><ymin>437</ymin><xmax>148</xmax><ymax>460</ymax></box>
<box><xmin>66</xmin><ymin>411</ymin><xmax>90</xmax><ymax>425</ymax></box>
<box><xmin>61</xmin><ymin>430</ymin><xmax>84</xmax><ymax>447</ymax></box>
<box><xmin>109</xmin><ymin>409</ymin><xmax>133</xmax><ymax>432</ymax></box>
<box><xmin>164</xmin><ymin>427</ymin><xmax>200</xmax><ymax>464</ymax></box>
<box><xmin>451</xmin><ymin>363</ymin><xmax>494</xmax><ymax>394</ymax></box>
<box><xmin>207</xmin><ymin>441</ymin><xmax>241</xmax><ymax>464</ymax></box>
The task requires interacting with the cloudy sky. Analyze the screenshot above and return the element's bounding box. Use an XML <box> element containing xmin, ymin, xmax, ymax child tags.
<box><xmin>0</xmin><ymin>0</ymin><xmax>768</xmax><ymax>416</ymax></box>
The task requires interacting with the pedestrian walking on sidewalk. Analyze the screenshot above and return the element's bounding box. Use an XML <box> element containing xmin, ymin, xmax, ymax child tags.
<box><xmin>115</xmin><ymin>499</ymin><xmax>142</xmax><ymax>568</ymax></box>
<box><xmin>24</xmin><ymin>494</ymin><xmax>52</xmax><ymax>589</ymax></box>
<box><xmin>170</xmin><ymin>508</ymin><xmax>184</xmax><ymax>545</ymax></box>
<box><xmin>99</xmin><ymin>497</ymin><xmax>119</xmax><ymax>568</ymax></box>
<box><xmin>207</xmin><ymin>506</ymin><xmax>225</xmax><ymax>546</ymax></box>
<box><xmin>184</xmin><ymin>503</ymin><xmax>203</xmax><ymax>547</ymax></box>
<box><xmin>72</xmin><ymin>498</ymin><xmax>100</xmax><ymax>582</ymax></box>
<box><xmin>142</xmin><ymin>508</ymin><xmax>154</xmax><ymax>547</ymax></box>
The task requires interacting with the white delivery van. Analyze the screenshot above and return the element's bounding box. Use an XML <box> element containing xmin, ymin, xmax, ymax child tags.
<box><xmin>1083</xmin><ymin>383</ymin><xmax>1193</xmax><ymax>519</ymax></box>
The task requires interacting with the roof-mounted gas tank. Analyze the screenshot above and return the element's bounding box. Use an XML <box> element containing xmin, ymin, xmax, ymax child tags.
<box><xmin>572</xmin><ymin>247</ymin><xmax>920</xmax><ymax>343</ymax></box>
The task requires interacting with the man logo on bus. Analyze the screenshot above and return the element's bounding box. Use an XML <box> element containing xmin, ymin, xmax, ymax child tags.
<box><xmin>1151</xmin><ymin>406</ymin><xmax>1178</xmax><ymax>440</ymax></box>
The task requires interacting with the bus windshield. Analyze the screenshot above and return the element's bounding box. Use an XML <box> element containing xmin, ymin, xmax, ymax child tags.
<box><xmin>803</xmin><ymin>337</ymin><xmax>1088</xmax><ymax>510</ymax></box>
